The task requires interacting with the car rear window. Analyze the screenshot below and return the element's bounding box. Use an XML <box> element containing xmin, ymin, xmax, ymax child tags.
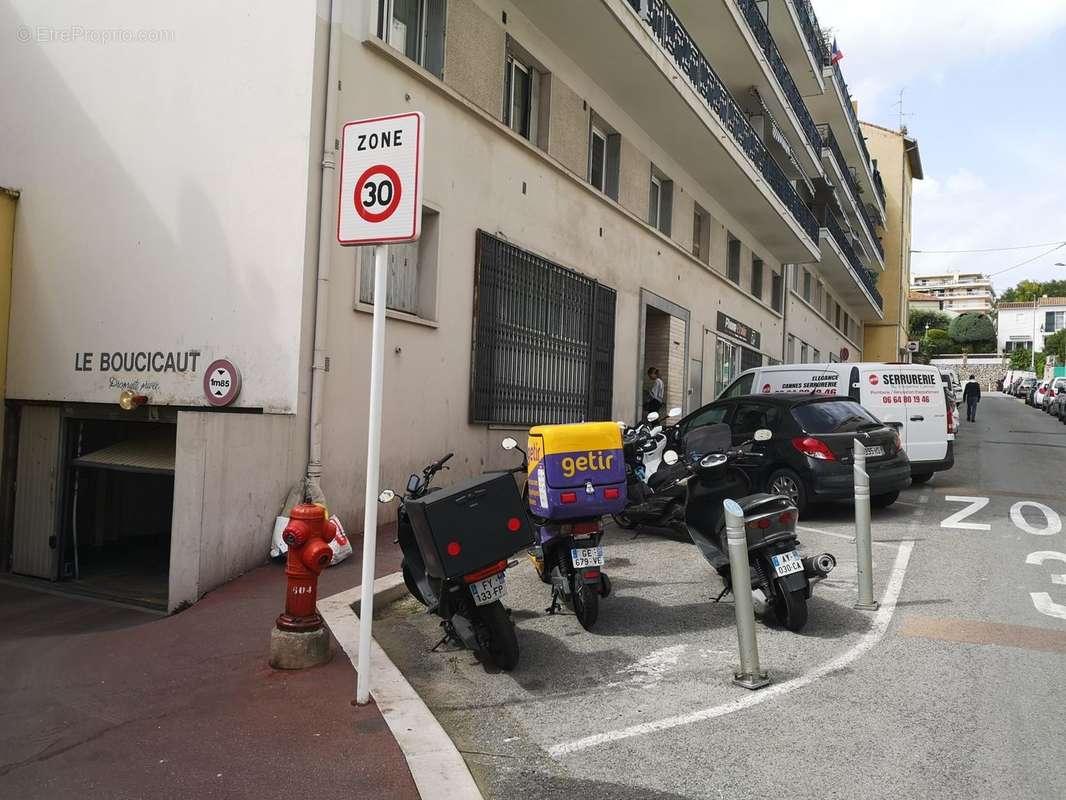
<box><xmin>792</xmin><ymin>401</ymin><xmax>880</xmax><ymax>434</ymax></box>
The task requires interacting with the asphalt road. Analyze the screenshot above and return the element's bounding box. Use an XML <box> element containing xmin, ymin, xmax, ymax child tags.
<box><xmin>374</xmin><ymin>393</ymin><xmax>1066</xmax><ymax>800</ymax></box>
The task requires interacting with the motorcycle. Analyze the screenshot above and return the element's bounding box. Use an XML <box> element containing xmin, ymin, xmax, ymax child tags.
<box><xmin>379</xmin><ymin>452</ymin><xmax>521</xmax><ymax>670</ymax></box>
<box><xmin>613</xmin><ymin>407</ymin><xmax>690</xmax><ymax>535</ymax></box>
<box><xmin>500</xmin><ymin>436</ymin><xmax>613</xmax><ymax>631</ymax></box>
<box><xmin>669</xmin><ymin>423</ymin><xmax>836</xmax><ymax>632</ymax></box>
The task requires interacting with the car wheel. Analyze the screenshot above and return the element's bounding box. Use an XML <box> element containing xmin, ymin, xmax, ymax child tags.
<box><xmin>911</xmin><ymin>472</ymin><xmax>934</xmax><ymax>485</ymax></box>
<box><xmin>872</xmin><ymin>490</ymin><xmax>900</xmax><ymax>508</ymax></box>
<box><xmin>767</xmin><ymin>468</ymin><xmax>808</xmax><ymax>516</ymax></box>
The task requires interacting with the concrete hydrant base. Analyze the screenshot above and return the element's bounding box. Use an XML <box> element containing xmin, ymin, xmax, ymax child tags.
<box><xmin>269</xmin><ymin>626</ymin><xmax>332</xmax><ymax>670</ymax></box>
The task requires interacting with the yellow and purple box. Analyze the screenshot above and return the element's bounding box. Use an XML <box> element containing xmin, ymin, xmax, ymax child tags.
<box><xmin>527</xmin><ymin>422</ymin><xmax>626</xmax><ymax>520</ymax></box>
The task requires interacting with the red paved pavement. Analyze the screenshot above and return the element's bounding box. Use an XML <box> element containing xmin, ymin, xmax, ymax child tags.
<box><xmin>0</xmin><ymin>523</ymin><xmax>418</xmax><ymax>800</ymax></box>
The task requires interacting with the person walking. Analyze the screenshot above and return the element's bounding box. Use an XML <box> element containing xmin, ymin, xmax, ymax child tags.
<box><xmin>644</xmin><ymin>366</ymin><xmax>664</xmax><ymax>418</ymax></box>
<box><xmin>963</xmin><ymin>373</ymin><xmax>981</xmax><ymax>422</ymax></box>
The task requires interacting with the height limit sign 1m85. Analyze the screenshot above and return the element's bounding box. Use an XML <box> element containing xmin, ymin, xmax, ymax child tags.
<box><xmin>337</xmin><ymin>112</ymin><xmax>424</xmax><ymax>245</ymax></box>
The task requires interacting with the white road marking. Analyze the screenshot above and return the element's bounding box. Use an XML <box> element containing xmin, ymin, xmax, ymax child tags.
<box><xmin>797</xmin><ymin>524</ymin><xmax>892</xmax><ymax>546</ymax></box>
<box><xmin>548</xmin><ymin>540</ymin><xmax>915</xmax><ymax>758</ymax></box>
<box><xmin>894</xmin><ymin>500</ymin><xmax>920</xmax><ymax>508</ymax></box>
<box><xmin>615</xmin><ymin>644</ymin><xmax>688</xmax><ymax>689</ymax></box>
<box><xmin>940</xmin><ymin>496</ymin><xmax>992</xmax><ymax>530</ymax></box>
<box><xmin>1010</xmin><ymin>501</ymin><xmax>1063</xmax><ymax>536</ymax></box>
<box><xmin>918</xmin><ymin>495</ymin><xmax>930</xmax><ymax>504</ymax></box>
<box><xmin>1025</xmin><ymin>551</ymin><xmax>1066</xmax><ymax>619</ymax></box>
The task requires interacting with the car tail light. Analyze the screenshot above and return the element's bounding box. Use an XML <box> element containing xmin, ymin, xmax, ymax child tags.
<box><xmin>603</xmin><ymin>487</ymin><xmax>620</xmax><ymax>500</ymax></box>
<box><xmin>560</xmin><ymin>491</ymin><xmax>577</xmax><ymax>504</ymax></box>
<box><xmin>779</xmin><ymin>511</ymin><xmax>794</xmax><ymax>524</ymax></box>
<box><xmin>463</xmin><ymin>560</ymin><xmax>507</xmax><ymax>583</ymax></box>
<box><xmin>791</xmin><ymin>437</ymin><xmax>836</xmax><ymax>461</ymax></box>
<box><xmin>747</xmin><ymin>518</ymin><xmax>772</xmax><ymax>530</ymax></box>
<box><xmin>946</xmin><ymin>404</ymin><xmax>954</xmax><ymax>434</ymax></box>
<box><xmin>571</xmin><ymin>521</ymin><xmax>601</xmax><ymax>535</ymax></box>
<box><xmin>892</xmin><ymin>432</ymin><xmax>904</xmax><ymax>453</ymax></box>
<box><xmin>583</xmin><ymin>569</ymin><xmax>600</xmax><ymax>579</ymax></box>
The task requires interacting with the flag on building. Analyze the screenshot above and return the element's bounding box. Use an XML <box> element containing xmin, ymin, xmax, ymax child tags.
<box><xmin>831</xmin><ymin>38</ymin><xmax>844</xmax><ymax>65</ymax></box>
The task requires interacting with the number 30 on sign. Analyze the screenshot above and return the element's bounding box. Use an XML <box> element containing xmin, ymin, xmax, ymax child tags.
<box><xmin>337</xmin><ymin>112</ymin><xmax>424</xmax><ymax>246</ymax></box>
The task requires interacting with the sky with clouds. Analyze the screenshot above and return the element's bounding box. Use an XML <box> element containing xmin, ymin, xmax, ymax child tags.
<box><xmin>813</xmin><ymin>0</ymin><xmax>1066</xmax><ymax>293</ymax></box>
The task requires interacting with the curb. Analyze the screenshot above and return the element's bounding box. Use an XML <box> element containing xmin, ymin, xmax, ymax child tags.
<box><xmin>318</xmin><ymin>574</ymin><xmax>484</xmax><ymax>800</ymax></box>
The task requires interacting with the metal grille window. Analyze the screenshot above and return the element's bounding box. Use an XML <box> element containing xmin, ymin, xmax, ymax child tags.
<box><xmin>471</xmin><ymin>231</ymin><xmax>616</xmax><ymax>425</ymax></box>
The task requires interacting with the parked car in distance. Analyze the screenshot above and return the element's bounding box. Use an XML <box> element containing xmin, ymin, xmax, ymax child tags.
<box><xmin>673</xmin><ymin>394</ymin><xmax>911</xmax><ymax>515</ymax></box>
<box><xmin>718</xmin><ymin>362</ymin><xmax>954</xmax><ymax>484</ymax></box>
<box><xmin>1030</xmin><ymin>380</ymin><xmax>1051</xmax><ymax>407</ymax></box>
<box><xmin>1043</xmin><ymin>377</ymin><xmax>1066</xmax><ymax>412</ymax></box>
<box><xmin>1051</xmin><ymin>388</ymin><xmax>1066</xmax><ymax>423</ymax></box>
<box><xmin>939</xmin><ymin>369</ymin><xmax>963</xmax><ymax>405</ymax></box>
<box><xmin>1015</xmin><ymin>377</ymin><xmax>1037</xmax><ymax>398</ymax></box>
<box><xmin>945</xmin><ymin>389</ymin><xmax>961</xmax><ymax>434</ymax></box>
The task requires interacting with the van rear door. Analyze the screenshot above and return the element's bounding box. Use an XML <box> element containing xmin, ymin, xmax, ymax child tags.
<box><xmin>860</xmin><ymin>366</ymin><xmax>947</xmax><ymax>465</ymax></box>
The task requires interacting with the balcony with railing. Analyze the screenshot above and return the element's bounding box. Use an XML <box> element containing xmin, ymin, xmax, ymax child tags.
<box><xmin>873</xmin><ymin>166</ymin><xmax>886</xmax><ymax>209</ymax></box>
<box><xmin>820</xmin><ymin>209</ymin><xmax>884</xmax><ymax>318</ymax></box>
<box><xmin>670</xmin><ymin>0</ymin><xmax>824</xmax><ymax>178</ymax></box>
<box><xmin>769</xmin><ymin>0</ymin><xmax>828</xmax><ymax>95</ymax></box>
<box><xmin>510</xmin><ymin>0</ymin><xmax>821</xmax><ymax>262</ymax></box>
<box><xmin>818</xmin><ymin>124</ymin><xmax>884</xmax><ymax>266</ymax></box>
<box><xmin>734</xmin><ymin>0</ymin><xmax>821</xmax><ymax>156</ymax></box>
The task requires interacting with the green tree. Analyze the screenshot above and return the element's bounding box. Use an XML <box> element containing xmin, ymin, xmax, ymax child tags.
<box><xmin>908</xmin><ymin>309</ymin><xmax>952</xmax><ymax>340</ymax></box>
<box><xmin>999</xmin><ymin>279</ymin><xmax>1066</xmax><ymax>303</ymax></box>
<box><xmin>948</xmin><ymin>313</ymin><xmax>996</xmax><ymax>352</ymax></box>
<box><xmin>1036</xmin><ymin>351</ymin><xmax>1048</xmax><ymax>376</ymax></box>
<box><xmin>923</xmin><ymin>328</ymin><xmax>954</xmax><ymax>356</ymax></box>
<box><xmin>1042</xmin><ymin>329</ymin><xmax>1066</xmax><ymax>363</ymax></box>
<box><xmin>1009</xmin><ymin>348</ymin><xmax>1032</xmax><ymax>370</ymax></box>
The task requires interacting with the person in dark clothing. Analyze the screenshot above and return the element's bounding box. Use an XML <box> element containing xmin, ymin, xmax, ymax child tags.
<box><xmin>963</xmin><ymin>374</ymin><xmax>981</xmax><ymax>422</ymax></box>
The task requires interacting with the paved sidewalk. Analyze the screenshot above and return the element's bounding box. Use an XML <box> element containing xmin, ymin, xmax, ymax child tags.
<box><xmin>0</xmin><ymin>523</ymin><xmax>418</xmax><ymax>800</ymax></box>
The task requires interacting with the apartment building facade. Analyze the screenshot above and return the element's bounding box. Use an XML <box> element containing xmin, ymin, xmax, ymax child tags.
<box><xmin>997</xmin><ymin>297</ymin><xmax>1066</xmax><ymax>353</ymax></box>
<box><xmin>1</xmin><ymin>0</ymin><xmax>890</xmax><ymax>610</ymax></box>
<box><xmin>861</xmin><ymin>123</ymin><xmax>923</xmax><ymax>362</ymax></box>
<box><xmin>911</xmin><ymin>272</ymin><xmax>995</xmax><ymax>316</ymax></box>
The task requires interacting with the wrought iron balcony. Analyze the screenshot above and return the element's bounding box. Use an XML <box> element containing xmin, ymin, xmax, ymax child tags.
<box><xmin>821</xmin><ymin>57</ymin><xmax>872</xmax><ymax>174</ymax></box>
<box><xmin>791</xmin><ymin>0</ymin><xmax>829</xmax><ymax>65</ymax></box>
<box><xmin>824</xmin><ymin>210</ymin><xmax>883</xmax><ymax>310</ymax></box>
<box><xmin>735</xmin><ymin>0</ymin><xmax>821</xmax><ymax>156</ymax></box>
<box><xmin>818</xmin><ymin>124</ymin><xmax>884</xmax><ymax>262</ymax></box>
<box><xmin>628</xmin><ymin>0</ymin><xmax>819</xmax><ymax>243</ymax></box>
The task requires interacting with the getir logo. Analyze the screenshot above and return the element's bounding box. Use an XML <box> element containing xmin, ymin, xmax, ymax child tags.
<box><xmin>561</xmin><ymin>451</ymin><xmax>615</xmax><ymax>478</ymax></box>
<box><xmin>869</xmin><ymin>374</ymin><xmax>880</xmax><ymax>386</ymax></box>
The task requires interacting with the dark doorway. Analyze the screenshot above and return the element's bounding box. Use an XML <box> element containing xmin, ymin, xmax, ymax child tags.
<box><xmin>59</xmin><ymin>418</ymin><xmax>175</xmax><ymax>610</ymax></box>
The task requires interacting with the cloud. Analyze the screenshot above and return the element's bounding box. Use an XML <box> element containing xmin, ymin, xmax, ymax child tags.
<box><xmin>911</xmin><ymin>165</ymin><xmax>1066</xmax><ymax>292</ymax></box>
<box><xmin>813</xmin><ymin>0</ymin><xmax>1066</xmax><ymax>114</ymax></box>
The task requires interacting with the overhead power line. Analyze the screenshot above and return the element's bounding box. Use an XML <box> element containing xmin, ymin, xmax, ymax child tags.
<box><xmin>988</xmin><ymin>243</ymin><xmax>1066</xmax><ymax>278</ymax></box>
<box><xmin>912</xmin><ymin>240</ymin><xmax>1066</xmax><ymax>255</ymax></box>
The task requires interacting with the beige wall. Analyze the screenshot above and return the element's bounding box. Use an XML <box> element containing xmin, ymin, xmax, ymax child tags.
<box><xmin>443</xmin><ymin>0</ymin><xmax>505</xmax><ymax>120</ymax></box>
<box><xmin>862</xmin><ymin>122</ymin><xmax>915</xmax><ymax>361</ymax></box>
<box><xmin>547</xmin><ymin>74</ymin><xmax>588</xmax><ymax>178</ymax></box>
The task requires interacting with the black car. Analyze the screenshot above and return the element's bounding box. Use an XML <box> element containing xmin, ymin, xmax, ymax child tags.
<box><xmin>672</xmin><ymin>394</ymin><xmax>911</xmax><ymax>515</ymax></box>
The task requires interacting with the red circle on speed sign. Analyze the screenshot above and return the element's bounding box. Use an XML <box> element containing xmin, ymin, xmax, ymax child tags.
<box><xmin>354</xmin><ymin>164</ymin><xmax>402</xmax><ymax>223</ymax></box>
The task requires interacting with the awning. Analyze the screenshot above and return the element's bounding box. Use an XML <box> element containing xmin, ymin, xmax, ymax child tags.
<box><xmin>73</xmin><ymin>433</ymin><xmax>176</xmax><ymax>475</ymax></box>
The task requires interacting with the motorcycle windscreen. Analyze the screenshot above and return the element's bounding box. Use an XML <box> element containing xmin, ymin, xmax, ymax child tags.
<box><xmin>683</xmin><ymin>422</ymin><xmax>732</xmax><ymax>456</ymax></box>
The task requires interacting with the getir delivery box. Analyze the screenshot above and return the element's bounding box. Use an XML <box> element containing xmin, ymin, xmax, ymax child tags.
<box><xmin>527</xmin><ymin>422</ymin><xmax>626</xmax><ymax>520</ymax></box>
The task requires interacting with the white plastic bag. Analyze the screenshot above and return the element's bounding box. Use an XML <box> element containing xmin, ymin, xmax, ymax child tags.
<box><xmin>328</xmin><ymin>514</ymin><xmax>353</xmax><ymax>566</ymax></box>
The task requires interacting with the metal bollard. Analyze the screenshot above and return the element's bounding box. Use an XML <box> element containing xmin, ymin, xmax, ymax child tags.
<box><xmin>724</xmin><ymin>499</ymin><xmax>770</xmax><ymax>690</ymax></box>
<box><xmin>853</xmin><ymin>440</ymin><xmax>878</xmax><ymax>610</ymax></box>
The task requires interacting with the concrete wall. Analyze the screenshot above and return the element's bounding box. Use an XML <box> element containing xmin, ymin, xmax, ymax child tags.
<box><xmin>170</xmin><ymin>411</ymin><xmax>305</xmax><ymax>611</ymax></box>
<box><xmin>546</xmin><ymin>74</ymin><xmax>588</xmax><ymax>177</ymax></box>
<box><xmin>931</xmin><ymin>357</ymin><xmax>1009</xmax><ymax>392</ymax></box>
<box><xmin>1</xmin><ymin>0</ymin><xmax>319</xmax><ymax>412</ymax></box>
<box><xmin>0</xmin><ymin>191</ymin><xmax>14</xmax><ymax>473</ymax></box>
<box><xmin>443</xmin><ymin>0</ymin><xmax>505</xmax><ymax>119</ymax></box>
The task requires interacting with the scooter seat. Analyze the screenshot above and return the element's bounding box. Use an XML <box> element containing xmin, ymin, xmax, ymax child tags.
<box><xmin>647</xmin><ymin>461</ymin><xmax>689</xmax><ymax>491</ymax></box>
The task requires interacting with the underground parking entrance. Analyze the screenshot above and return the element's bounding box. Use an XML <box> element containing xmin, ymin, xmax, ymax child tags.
<box><xmin>5</xmin><ymin>404</ymin><xmax>176</xmax><ymax>610</ymax></box>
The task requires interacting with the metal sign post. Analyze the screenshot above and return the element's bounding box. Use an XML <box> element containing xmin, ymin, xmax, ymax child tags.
<box><xmin>337</xmin><ymin>112</ymin><xmax>424</xmax><ymax>706</ymax></box>
<box><xmin>723</xmin><ymin>499</ymin><xmax>770</xmax><ymax>690</ymax></box>
<box><xmin>853</xmin><ymin>440</ymin><xmax>878</xmax><ymax>611</ymax></box>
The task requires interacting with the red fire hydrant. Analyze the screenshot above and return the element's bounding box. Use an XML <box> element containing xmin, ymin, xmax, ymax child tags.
<box><xmin>275</xmin><ymin>503</ymin><xmax>337</xmax><ymax>633</ymax></box>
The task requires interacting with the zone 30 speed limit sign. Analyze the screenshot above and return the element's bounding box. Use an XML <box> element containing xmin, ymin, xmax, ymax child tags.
<box><xmin>337</xmin><ymin>111</ymin><xmax>424</xmax><ymax>245</ymax></box>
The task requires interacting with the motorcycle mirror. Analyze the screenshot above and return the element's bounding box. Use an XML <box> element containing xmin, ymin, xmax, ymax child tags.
<box><xmin>378</xmin><ymin>489</ymin><xmax>396</xmax><ymax>503</ymax></box>
<box><xmin>646</xmin><ymin>411</ymin><xmax>660</xmax><ymax>423</ymax></box>
<box><xmin>662</xmin><ymin>450</ymin><xmax>679</xmax><ymax>465</ymax></box>
<box><xmin>668</xmin><ymin>407</ymin><xmax>682</xmax><ymax>418</ymax></box>
<box><xmin>617</xmin><ymin>420</ymin><xmax>627</xmax><ymax>429</ymax></box>
<box><xmin>501</xmin><ymin>437</ymin><xmax>518</xmax><ymax>451</ymax></box>
<box><xmin>754</xmin><ymin>429</ymin><xmax>772</xmax><ymax>442</ymax></box>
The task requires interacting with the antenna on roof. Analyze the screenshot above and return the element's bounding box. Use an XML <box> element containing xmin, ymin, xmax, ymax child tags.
<box><xmin>892</xmin><ymin>88</ymin><xmax>915</xmax><ymax>134</ymax></box>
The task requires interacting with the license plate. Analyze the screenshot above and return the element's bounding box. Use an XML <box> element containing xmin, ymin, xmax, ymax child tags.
<box><xmin>770</xmin><ymin>550</ymin><xmax>804</xmax><ymax>577</ymax></box>
<box><xmin>862</xmin><ymin>445</ymin><xmax>885</xmax><ymax>457</ymax></box>
<box><xmin>571</xmin><ymin>546</ymin><xmax>605</xmax><ymax>569</ymax></box>
<box><xmin>469</xmin><ymin>572</ymin><xmax>507</xmax><ymax>606</ymax></box>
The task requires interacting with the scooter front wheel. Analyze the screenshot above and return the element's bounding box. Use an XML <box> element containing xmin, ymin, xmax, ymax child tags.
<box><xmin>478</xmin><ymin>601</ymin><xmax>520</xmax><ymax>671</ymax></box>
<box><xmin>772</xmin><ymin>582</ymin><xmax>808</xmax><ymax>632</ymax></box>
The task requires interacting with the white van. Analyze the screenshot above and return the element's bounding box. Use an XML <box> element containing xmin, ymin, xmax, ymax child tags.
<box><xmin>720</xmin><ymin>363</ymin><xmax>955</xmax><ymax>483</ymax></box>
